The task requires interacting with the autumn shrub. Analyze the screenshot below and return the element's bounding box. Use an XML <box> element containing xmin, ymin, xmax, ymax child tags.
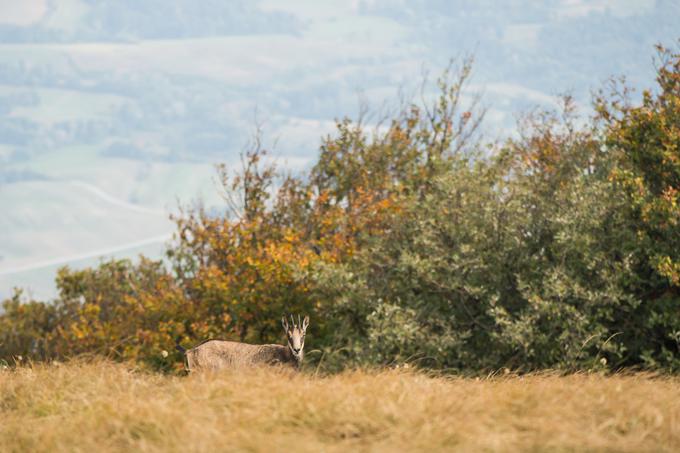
<box><xmin>1</xmin><ymin>48</ymin><xmax>678</xmax><ymax>373</ymax></box>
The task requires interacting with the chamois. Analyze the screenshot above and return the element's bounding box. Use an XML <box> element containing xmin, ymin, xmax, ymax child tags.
<box><xmin>176</xmin><ymin>315</ymin><xmax>309</xmax><ymax>372</ymax></box>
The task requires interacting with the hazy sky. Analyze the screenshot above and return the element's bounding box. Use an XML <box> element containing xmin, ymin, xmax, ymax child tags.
<box><xmin>1</xmin><ymin>0</ymin><xmax>678</xmax><ymax>300</ymax></box>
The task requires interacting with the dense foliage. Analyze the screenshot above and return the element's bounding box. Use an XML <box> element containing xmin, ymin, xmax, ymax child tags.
<box><xmin>2</xmin><ymin>48</ymin><xmax>679</xmax><ymax>373</ymax></box>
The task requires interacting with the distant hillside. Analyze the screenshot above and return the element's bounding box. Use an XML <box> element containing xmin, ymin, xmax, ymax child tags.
<box><xmin>1</xmin><ymin>0</ymin><xmax>678</xmax><ymax>299</ymax></box>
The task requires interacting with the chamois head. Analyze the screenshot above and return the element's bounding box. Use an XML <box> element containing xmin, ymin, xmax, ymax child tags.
<box><xmin>281</xmin><ymin>314</ymin><xmax>309</xmax><ymax>363</ymax></box>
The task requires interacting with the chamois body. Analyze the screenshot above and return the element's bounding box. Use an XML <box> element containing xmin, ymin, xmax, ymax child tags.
<box><xmin>177</xmin><ymin>314</ymin><xmax>309</xmax><ymax>373</ymax></box>
<box><xmin>183</xmin><ymin>339</ymin><xmax>297</xmax><ymax>371</ymax></box>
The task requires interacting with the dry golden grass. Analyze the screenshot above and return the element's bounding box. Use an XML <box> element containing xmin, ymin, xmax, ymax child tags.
<box><xmin>1</xmin><ymin>361</ymin><xmax>679</xmax><ymax>452</ymax></box>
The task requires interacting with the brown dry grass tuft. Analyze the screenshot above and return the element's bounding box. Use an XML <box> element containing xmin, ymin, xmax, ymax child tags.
<box><xmin>1</xmin><ymin>360</ymin><xmax>679</xmax><ymax>452</ymax></box>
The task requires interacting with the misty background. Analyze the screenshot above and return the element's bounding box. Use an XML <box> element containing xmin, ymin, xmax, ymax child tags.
<box><xmin>1</xmin><ymin>0</ymin><xmax>678</xmax><ymax>300</ymax></box>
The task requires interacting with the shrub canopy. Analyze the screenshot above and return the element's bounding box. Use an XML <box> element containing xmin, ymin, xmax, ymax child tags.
<box><xmin>2</xmin><ymin>48</ymin><xmax>679</xmax><ymax>373</ymax></box>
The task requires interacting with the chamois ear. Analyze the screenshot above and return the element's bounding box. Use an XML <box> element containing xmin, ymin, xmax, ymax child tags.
<box><xmin>281</xmin><ymin>315</ymin><xmax>289</xmax><ymax>331</ymax></box>
<box><xmin>302</xmin><ymin>315</ymin><xmax>309</xmax><ymax>331</ymax></box>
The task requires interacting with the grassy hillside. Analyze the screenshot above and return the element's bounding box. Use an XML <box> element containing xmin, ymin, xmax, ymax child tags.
<box><xmin>1</xmin><ymin>361</ymin><xmax>679</xmax><ymax>452</ymax></box>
